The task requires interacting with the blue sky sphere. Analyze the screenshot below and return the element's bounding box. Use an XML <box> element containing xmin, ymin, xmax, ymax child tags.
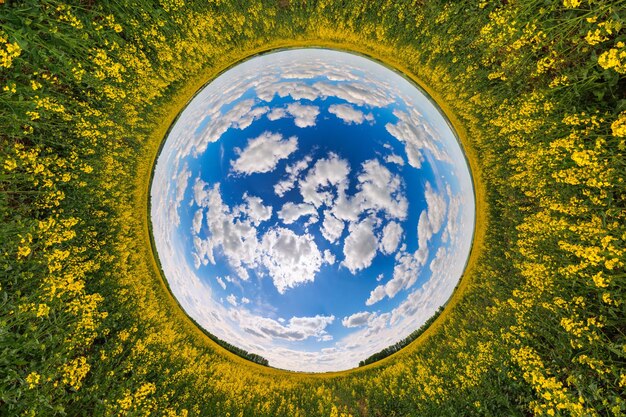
<box><xmin>150</xmin><ymin>48</ymin><xmax>475</xmax><ymax>372</ymax></box>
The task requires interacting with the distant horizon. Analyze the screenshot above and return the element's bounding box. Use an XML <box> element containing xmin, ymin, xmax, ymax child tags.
<box><xmin>150</xmin><ymin>48</ymin><xmax>475</xmax><ymax>372</ymax></box>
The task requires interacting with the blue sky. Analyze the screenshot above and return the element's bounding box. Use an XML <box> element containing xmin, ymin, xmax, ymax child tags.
<box><xmin>151</xmin><ymin>49</ymin><xmax>475</xmax><ymax>371</ymax></box>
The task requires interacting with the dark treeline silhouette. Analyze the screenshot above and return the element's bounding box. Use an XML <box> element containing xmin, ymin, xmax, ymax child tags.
<box><xmin>359</xmin><ymin>306</ymin><xmax>445</xmax><ymax>367</ymax></box>
<box><xmin>206</xmin><ymin>332</ymin><xmax>270</xmax><ymax>366</ymax></box>
<box><xmin>182</xmin><ymin>314</ymin><xmax>270</xmax><ymax>366</ymax></box>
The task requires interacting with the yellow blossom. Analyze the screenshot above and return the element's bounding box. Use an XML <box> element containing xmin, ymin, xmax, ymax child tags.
<box><xmin>562</xmin><ymin>0</ymin><xmax>580</xmax><ymax>8</ymax></box>
<box><xmin>598</xmin><ymin>42</ymin><xmax>626</xmax><ymax>74</ymax></box>
<box><xmin>0</xmin><ymin>35</ymin><xmax>21</xmax><ymax>68</ymax></box>
<box><xmin>17</xmin><ymin>245</ymin><xmax>31</xmax><ymax>258</ymax></box>
<box><xmin>612</xmin><ymin>111</ymin><xmax>626</xmax><ymax>137</ymax></box>
<box><xmin>36</xmin><ymin>303</ymin><xmax>50</xmax><ymax>318</ymax></box>
<box><xmin>25</xmin><ymin>372</ymin><xmax>40</xmax><ymax>389</ymax></box>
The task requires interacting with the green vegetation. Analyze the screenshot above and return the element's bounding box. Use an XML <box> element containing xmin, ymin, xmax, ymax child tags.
<box><xmin>1</xmin><ymin>0</ymin><xmax>625</xmax><ymax>416</ymax></box>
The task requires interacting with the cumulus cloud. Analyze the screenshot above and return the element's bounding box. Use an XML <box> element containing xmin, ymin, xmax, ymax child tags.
<box><xmin>417</xmin><ymin>182</ymin><xmax>447</xmax><ymax>251</ymax></box>
<box><xmin>194</xmin><ymin>99</ymin><xmax>270</xmax><ymax>156</ymax></box>
<box><xmin>385</xmin><ymin>153</ymin><xmax>405</xmax><ymax>166</ymax></box>
<box><xmin>192</xmin><ymin>208</ymin><xmax>203</xmax><ymax>234</ymax></box>
<box><xmin>277</xmin><ymin>202</ymin><xmax>318</xmax><ymax>224</ymax></box>
<box><xmin>255</xmin><ymin>79</ymin><xmax>395</xmax><ymax>108</ymax></box>
<box><xmin>321</xmin><ymin>211</ymin><xmax>345</xmax><ymax>243</ymax></box>
<box><xmin>204</xmin><ymin>183</ymin><xmax>259</xmax><ymax>280</ymax></box>
<box><xmin>299</xmin><ymin>153</ymin><xmax>350</xmax><ymax>208</ymax></box>
<box><xmin>231</xmin><ymin>132</ymin><xmax>298</xmax><ymax>175</ymax></box>
<box><xmin>342</xmin><ymin>217</ymin><xmax>379</xmax><ymax>274</ymax></box>
<box><xmin>237</xmin><ymin>311</ymin><xmax>335</xmax><ymax>342</ymax></box>
<box><xmin>385</xmin><ymin>108</ymin><xmax>450</xmax><ymax>169</ymax></box>
<box><xmin>355</xmin><ymin>159</ymin><xmax>408</xmax><ymax>220</ymax></box>
<box><xmin>323</xmin><ymin>250</ymin><xmax>336</xmax><ymax>265</ymax></box>
<box><xmin>366</xmin><ymin>251</ymin><xmax>421</xmax><ymax>305</ymax></box>
<box><xmin>380</xmin><ymin>221</ymin><xmax>403</xmax><ymax>254</ymax></box>
<box><xmin>328</xmin><ymin>103</ymin><xmax>373</xmax><ymax>125</ymax></box>
<box><xmin>260</xmin><ymin>227</ymin><xmax>324</xmax><ymax>294</ymax></box>
<box><xmin>191</xmin><ymin>181</ymin><xmax>336</xmax><ymax>294</ymax></box>
<box><xmin>342</xmin><ymin>311</ymin><xmax>375</xmax><ymax>328</ymax></box>
<box><xmin>366</xmin><ymin>182</ymin><xmax>447</xmax><ymax>306</ymax></box>
<box><xmin>267</xmin><ymin>107</ymin><xmax>287</xmax><ymax>121</ymax></box>
<box><xmin>274</xmin><ymin>156</ymin><xmax>312</xmax><ymax>197</ymax></box>
<box><xmin>170</xmin><ymin>164</ymin><xmax>191</xmax><ymax>226</ymax></box>
<box><xmin>192</xmin><ymin>235</ymin><xmax>215</xmax><ymax>268</ymax></box>
<box><xmin>266</xmin><ymin>102</ymin><xmax>319</xmax><ymax>128</ymax></box>
<box><xmin>286</xmin><ymin>102</ymin><xmax>320</xmax><ymax>128</ymax></box>
<box><xmin>216</xmin><ymin>276</ymin><xmax>227</xmax><ymax>290</ymax></box>
<box><xmin>237</xmin><ymin>193</ymin><xmax>273</xmax><ymax>226</ymax></box>
<box><xmin>441</xmin><ymin>185</ymin><xmax>460</xmax><ymax>244</ymax></box>
<box><xmin>226</xmin><ymin>294</ymin><xmax>238</xmax><ymax>306</ymax></box>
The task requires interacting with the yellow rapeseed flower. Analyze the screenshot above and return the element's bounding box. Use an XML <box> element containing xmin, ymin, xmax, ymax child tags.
<box><xmin>25</xmin><ymin>372</ymin><xmax>40</xmax><ymax>389</ymax></box>
<box><xmin>611</xmin><ymin>111</ymin><xmax>626</xmax><ymax>137</ymax></box>
<box><xmin>598</xmin><ymin>42</ymin><xmax>626</xmax><ymax>74</ymax></box>
<box><xmin>562</xmin><ymin>0</ymin><xmax>581</xmax><ymax>8</ymax></box>
<box><xmin>0</xmin><ymin>35</ymin><xmax>21</xmax><ymax>68</ymax></box>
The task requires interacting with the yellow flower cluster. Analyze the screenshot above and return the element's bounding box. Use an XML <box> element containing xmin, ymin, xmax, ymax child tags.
<box><xmin>62</xmin><ymin>357</ymin><xmax>90</xmax><ymax>390</ymax></box>
<box><xmin>0</xmin><ymin>32</ymin><xmax>21</xmax><ymax>69</ymax></box>
<box><xmin>55</xmin><ymin>4</ymin><xmax>83</xmax><ymax>29</ymax></box>
<box><xmin>612</xmin><ymin>111</ymin><xmax>626</xmax><ymax>137</ymax></box>
<box><xmin>562</xmin><ymin>0</ymin><xmax>581</xmax><ymax>8</ymax></box>
<box><xmin>25</xmin><ymin>372</ymin><xmax>41</xmax><ymax>389</ymax></box>
<box><xmin>598</xmin><ymin>42</ymin><xmax>626</xmax><ymax>74</ymax></box>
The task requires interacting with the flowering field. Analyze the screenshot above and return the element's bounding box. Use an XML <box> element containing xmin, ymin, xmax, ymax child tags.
<box><xmin>1</xmin><ymin>0</ymin><xmax>625</xmax><ymax>416</ymax></box>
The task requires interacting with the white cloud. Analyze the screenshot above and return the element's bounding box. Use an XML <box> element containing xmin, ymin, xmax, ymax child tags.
<box><xmin>442</xmin><ymin>185</ymin><xmax>460</xmax><ymax>244</ymax></box>
<box><xmin>241</xmin><ymin>297</ymin><xmax>250</xmax><ymax>304</ymax></box>
<box><xmin>192</xmin><ymin>208</ymin><xmax>203</xmax><ymax>234</ymax></box>
<box><xmin>320</xmin><ymin>211</ymin><xmax>345</xmax><ymax>243</ymax></box>
<box><xmin>365</xmin><ymin>182</ymin><xmax>447</xmax><ymax>305</ymax></box>
<box><xmin>286</xmin><ymin>102</ymin><xmax>320</xmax><ymax>128</ymax></box>
<box><xmin>385</xmin><ymin>108</ymin><xmax>450</xmax><ymax>169</ymax></box>
<box><xmin>192</xmin><ymin>177</ymin><xmax>210</xmax><ymax>207</ymax></box>
<box><xmin>193</xmin><ymin>235</ymin><xmax>215</xmax><ymax>268</ymax></box>
<box><xmin>216</xmin><ymin>276</ymin><xmax>227</xmax><ymax>290</ymax></box>
<box><xmin>274</xmin><ymin>155</ymin><xmax>312</xmax><ymax>197</ymax></box>
<box><xmin>299</xmin><ymin>153</ymin><xmax>350</xmax><ymax>208</ymax></box>
<box><xmin>265</xmin><ymin>102</ymin><xmax>320</xmax><ymax>128</ymax></box>
<box><xmin>380</xmin><ymin>221</ymin><xmax>403</xmax><ymax>255</ymax></box>
<box><xmin>238</xmin><ymin>311</ymin><xmax>335</xmax><ymax>342</ymax></box>
<box><xmin>192</xmin><ymin>182</ymin><xmax>335</xmax><ymax>293</ymax></box>
<box><xmin>231</xmin><ymin>132</ymin><xmax>298</xmax><ymax>175</ymax></box>
<box><xmin>342</xmin><ymin>311</ymin><xmax>375</xmax><ymax>328</ymax></box>
<box><xmin>260</xmin><ymin>227</ymin><xmax>324</xmax><ymax>294</ymax></box>
<box><xmin>323</xmin><ymin>250</ymin><xmax>336</xmax><ymax>265</ymax></box>
<box><xmin>170</xmin><ymin>165</ymin><xmax>191</xmax><ymax>226</ymax></box>
<box><xmin>342</xmin><ymin>217</ymin><xmax>379</xmax><ymax>274</ymax></box>
<box><xmin>385</xmin><ymin>153</ymin><xmax>405</xmax><ymax>166</ymax></box>
<box><xmin>255</xmin><ymin>79</ymin><xmax>395</xmax><ymax>109</ymax></box>
<box><xmin>355</xmin><ymin>159</ymin><xmax>407</xmax><ymax>220</ymax></box>
<box><xmin>226</xmin><ymin>294</ymin><xmax>238</xmax><ymax>306</ymax></box>
<box><xmin>202</xmin><ymin>182</ymin><xmax>260</xmax><ymax>280</ymax></box>
<box><xmin>267</xmin><ymin>107</ymin><xmax>287</xmax><ymax>121</ymax></box>
<box><xmin>277</xmin><ymin>202</ymin><xmax>318</xmax><ymax>224</ymax></box>
<box><xmin>417</xmin><ymin>182</ymin><xmax>447</xmax><ymax>250</ymax></box>
<box><xmin>366</xmin><ymin>284</ymin><xmax>387</xmax><ymax>306</ymax></box>
<box><xmin>238</xmin><ymin>193</ymin><xmax>273</xmax><ymax>226</ymax></box>
<box><xmin>328</xmin><ymin>103</ymin><xmax>372</xmax><ymax>125</ymax></box>
<box><xmin>194</xmin><ymin>99</ymin><xmax>270</xmax><ymax>156</ymax></box>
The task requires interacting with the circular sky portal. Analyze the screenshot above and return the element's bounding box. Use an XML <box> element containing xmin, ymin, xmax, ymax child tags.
<box><xmin>151</xmin><ymin>48</ymin><xmax>475</xmax><ymax>372</ymax></box>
